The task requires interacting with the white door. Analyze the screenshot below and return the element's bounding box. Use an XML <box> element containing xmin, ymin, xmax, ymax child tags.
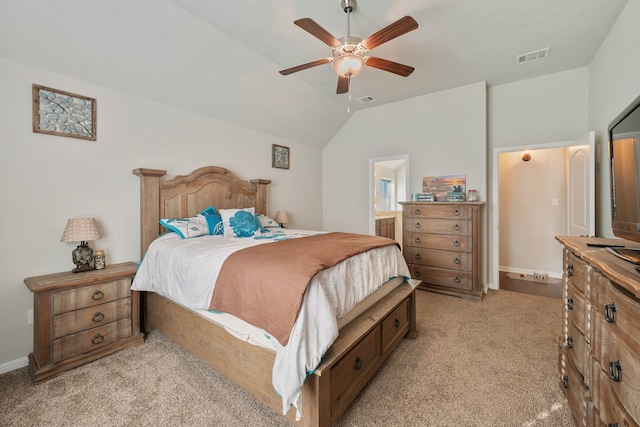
<box><xmin>567</xmin><ymin>131</ymin><xmax>595</xmax><ymax>236</ymax></box>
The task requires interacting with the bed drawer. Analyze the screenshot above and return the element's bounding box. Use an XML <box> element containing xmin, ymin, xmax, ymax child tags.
<box><xmin>381</xmin><ymin>298</ymin><xmax>410</xmax><ymax>355</ymax></box>
<box><xmin>330</xmin><ymin>324</ymin><xmax>382</xmax><ymax>416</ymax></box>
<box><xmin>53</xmin><ymin>297</ymin><xmax>132</xmax><ymax>338</ymax></box>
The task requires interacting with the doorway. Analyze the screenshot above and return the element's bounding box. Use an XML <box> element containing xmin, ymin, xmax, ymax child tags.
<box><xmin>493</xmin><ymin>133</ymin><xmax>594</xmax><ymax>298</ymax></box>
<box><xmin>369</xmin><ymin>155</ymin><xmax>409</xmax><ymax>246</ymax></box>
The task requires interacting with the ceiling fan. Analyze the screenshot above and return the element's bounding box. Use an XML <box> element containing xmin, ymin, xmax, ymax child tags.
<box><xmin>279</xmin><ymin>0</ymin><xmax>419</xmax><ymax>95</ymax></box>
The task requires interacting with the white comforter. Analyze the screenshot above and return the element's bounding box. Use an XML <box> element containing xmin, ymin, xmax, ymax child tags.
<box><xmin>132</xmin><ymin>229</ymin><xmax>410</xmax><ymax>419</ymax></box>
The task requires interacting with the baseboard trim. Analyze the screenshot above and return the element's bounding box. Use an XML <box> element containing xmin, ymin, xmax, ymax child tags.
<box><xmin>0</xmin><ymin>356</ymin><xmax>28</xmax><ymax>375</ymax></box>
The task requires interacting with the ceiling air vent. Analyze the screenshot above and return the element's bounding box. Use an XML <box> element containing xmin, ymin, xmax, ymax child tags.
<box><xmin>355</xmin><ymin>95</ymin><xmax>376</xmax><ymax>104</ymax></box>
<box><xmin>516</xmin><ymin>47</ymin><xmax>550</xmax><ymax>64</ymax></box>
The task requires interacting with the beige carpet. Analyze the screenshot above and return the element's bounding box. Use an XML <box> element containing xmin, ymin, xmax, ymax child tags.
<box><xmin>0</xmin><ymin>290</ymin><xmax>575</xmax><ymax>427</ymax></box>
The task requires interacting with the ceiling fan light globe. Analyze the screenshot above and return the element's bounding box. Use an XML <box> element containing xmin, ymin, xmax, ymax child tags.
<box><xmin>332</xmin><ymin>54</ymin><xmax>364</xmax><ymax>77</ymax></box>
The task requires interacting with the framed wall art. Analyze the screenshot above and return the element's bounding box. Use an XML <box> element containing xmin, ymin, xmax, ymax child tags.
<box><xmin>32</xmin><ymin>84</ymin><xmax>97</xmax><ymax>141</ymax></box>
<box><xmin>272</xmin><ymin>144</ymin><xmax>290</xmax><ymax>169</ymax></box>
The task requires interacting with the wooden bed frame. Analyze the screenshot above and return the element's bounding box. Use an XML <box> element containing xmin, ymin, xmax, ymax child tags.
<box><xmin>132</xmin><ymin>166</ymin><xmax>417</xmax><ymax>427</ymax></box>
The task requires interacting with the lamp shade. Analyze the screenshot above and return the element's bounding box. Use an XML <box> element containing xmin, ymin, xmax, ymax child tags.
<box><xmin>274</xmin><ymin>211</ymin><xmax>289</xmax><ymax>225</ymax></box>
<box><xmin>331</xmin><ymin>54</ymin><xmax>365</xmax><ymax>78</ymax></box>
<box><xmin>61</xmin><ymin>218</ymin><xmax>102</xmax><ymax>243</ymax></box>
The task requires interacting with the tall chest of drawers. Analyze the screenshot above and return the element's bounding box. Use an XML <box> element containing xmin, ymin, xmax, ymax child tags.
<box><xmin>556</xmin><ymin>236</ymin><xmax>640</xmax><ymax>427</ymax></box>
<box><xmin>24</xmin><ymin>262</ymin><xmax>144</xmax><ymax>383</ymax></box>
<box><xmin>400</xmin><ymin>202</ymin><xmax>484</xmax><ymax>301</ymax></box>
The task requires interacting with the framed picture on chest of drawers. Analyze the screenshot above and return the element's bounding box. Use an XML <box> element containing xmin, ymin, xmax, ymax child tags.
<box><xmin>400</xmin><ymin>201</ymin><xmax>484</xmax><ymax>301</ymax></box>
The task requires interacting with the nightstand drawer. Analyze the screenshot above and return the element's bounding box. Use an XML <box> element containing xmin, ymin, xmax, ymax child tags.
<box><xmin>54</xmin><ymin>297</ymin><xmax>132</xmax><ymax>338</ymax></box>
<box><xmin>53</xmin><ymin>318</ymin><xmax>132</xmax><ymax>362</ymax></box>
<box><xmin>54</xmin><ymin>277</ymin><xmax>132</xmax><ymax>315</ymax></box>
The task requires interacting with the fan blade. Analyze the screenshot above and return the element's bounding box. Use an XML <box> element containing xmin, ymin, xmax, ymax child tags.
<box><xmin>294</xmin><ymin>18</ymin><xmax>342</xmax><ymax>48</ymax></box>
<box><xmin>279</xmin><ymin>58</ymin><xmax>330</xmax><ymax>75</ymax></box>
<box><xmin>337</xmin><ymin>76</ymin><xmax>349</xmax><ymax>94</ymax></box>
<box><xmin>366</xmin><ymin>57</ymin><xmax>415</xmax><ymax>77</ymax></box>
<box><xmin>361</xmin><ymin>16</ymin><xmax>418</xmax><ymax>50</ymax></box>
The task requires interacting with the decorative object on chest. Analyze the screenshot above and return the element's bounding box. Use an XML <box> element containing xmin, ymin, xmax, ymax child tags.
<box><xmin>400</xmin><ymin>202</ymin><xmax>484</xmax><ymax>301</ymax></box>
<box><xmin>556</xmin><ymin>236</ymin><xmax>640</xmax><ymax>427</ymax></box>
<box><xmin>24</xmin><ymin>262</ymin><xmax>144</xmax><ymax>384</ymax></box>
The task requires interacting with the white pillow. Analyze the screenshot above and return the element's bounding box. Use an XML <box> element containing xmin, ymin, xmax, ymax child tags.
<box><xmin>159</xmin><ymin>214</ymin><xmax>209</xmax><ymax>239</ymax></box>
<box><xmin>219</xmin><ymin>208</ymin><xmax>259</xmax><ymax>238</ymax></box>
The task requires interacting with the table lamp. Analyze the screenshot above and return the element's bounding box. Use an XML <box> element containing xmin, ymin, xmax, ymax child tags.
<box><xmin>61</xmin><ymin>218</ymin><xmax>102</xmax><ymax>273</ymax></box>
<box><xmin>275</xmin><ymin>211</ymin><xmax>289</xmax><ymax>228</ymax></box>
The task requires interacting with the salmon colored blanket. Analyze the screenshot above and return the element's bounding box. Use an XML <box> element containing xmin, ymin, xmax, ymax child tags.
<box><xmin>209</xmin><ymin>232</ymin><xmax>399</xmax><ymax>346</ymax></box>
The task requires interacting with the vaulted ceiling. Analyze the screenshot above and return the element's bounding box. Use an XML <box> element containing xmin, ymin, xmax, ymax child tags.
<box><xmin>0</xmin><ymin>0</ymin><xmax>628</xmax><ymax>148</ymax></box>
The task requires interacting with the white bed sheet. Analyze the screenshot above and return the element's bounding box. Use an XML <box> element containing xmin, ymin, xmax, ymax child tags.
<box><xmin>132</xmin><ymin>229</ymin><xmax>410</xmax><ymax>419</ymax></box>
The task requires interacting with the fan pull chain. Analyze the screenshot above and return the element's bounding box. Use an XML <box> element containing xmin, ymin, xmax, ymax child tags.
<box><xmin>347</xmin><ymin>75</ymin><xmax>352</xmax><ymax>113</ymax></box>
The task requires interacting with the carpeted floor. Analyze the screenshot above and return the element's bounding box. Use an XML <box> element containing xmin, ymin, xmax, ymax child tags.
<box><xmin>0</xmin><ymin>289</ymin><xmax>575</xmax><ymax>427</ymax></box>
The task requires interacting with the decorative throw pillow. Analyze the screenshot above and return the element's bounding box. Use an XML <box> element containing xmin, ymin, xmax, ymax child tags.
<box><xmin>159</xmin><ymin>214</ymin><xmax>209</xmax><ymax>239</ymax></box>
<box><xmin>219</xmin><ymin>208</ymin><xmax>259</xmax><ymax>238</ymax></box>
<box><xmin>257</xmin><ymin>214</ymin><xmax>281</xmax><ymax>228</ymax></box>
<box><xmin>199</xmin><ymin>206</ymin><xmax>224</xmax><ymax>235</ymax></box>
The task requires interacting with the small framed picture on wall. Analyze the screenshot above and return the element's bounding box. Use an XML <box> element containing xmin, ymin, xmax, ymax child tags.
<box><xmin>32</xmin><ymin>84</ymin><xmax>97</xmax><ymax>141</ymax></box>
<box><xmin>272</xmin><ymin>144</ymin><xmax>290</xmax><ymax>169</ymax></box>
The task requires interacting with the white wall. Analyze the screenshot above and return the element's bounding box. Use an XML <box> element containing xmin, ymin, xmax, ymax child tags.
<box><xmin>323</xmin><ymin>82</ymin><xmax>487</xmax><ymax>278</ymax></box>
<box><xmin>588</xmin><ymin>0</ymin><xmax>640</xmax><ymax>237</ymax></box>
<box><xmin>0</xmin><ymin>57</ymin><xmax>323</xmax><ymax>368</ymax></box>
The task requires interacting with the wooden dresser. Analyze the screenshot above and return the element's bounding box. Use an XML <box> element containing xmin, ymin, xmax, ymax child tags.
<box><xmin>400</xmin><ymin>202</ymin><xmax>484</xmax><ymax>300</ymax></box>
<box><xmin>24</xmin><ymin>262</ymin><xmax>144</xmax><ymax>383</ymax></box>
<box><xmin>375</xmin><ymin>216</ymin><xmax>395</xmax><ymax>240</ymax></box>
<box><xmin>556</xmin><ymin>236</ymin><xmax>640</xmax><ymax>427</ymax></box>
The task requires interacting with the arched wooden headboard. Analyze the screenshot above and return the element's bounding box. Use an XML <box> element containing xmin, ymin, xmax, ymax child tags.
<box><xmin>133</xmin><ymin>166</ymin><xmax>270</xmax><ymax>258</ymax></box>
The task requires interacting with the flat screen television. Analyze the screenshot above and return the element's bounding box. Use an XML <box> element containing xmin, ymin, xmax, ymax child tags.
<box><xmin>609</xmin><ymin>93</ymin><xmax>640</xmax><ymax>244</ymax></box>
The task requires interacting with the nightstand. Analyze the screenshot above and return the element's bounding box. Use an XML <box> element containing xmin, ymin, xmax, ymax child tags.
<box><xmin>24</xmin><ymin>262</ymin><xmax>144</xmax><ymax>384</ymax></box>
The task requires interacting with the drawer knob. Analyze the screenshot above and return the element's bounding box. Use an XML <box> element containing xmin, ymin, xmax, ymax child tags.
<box><xmin>92</xmin><ymin>312</ymin><xmax>105</xmax><ymax>323</ymax></box>
<box><xmin>566</xmin><ymin>336</ymin><xmax>573</xmax><ymax>349</ymax></box>
<box><xmin>414</xmin><ymin>208</ymin><xmax>421</xmax><ymax>215</ymax></box>
<box><xmin>92</xmin><ymin>290</ymin><xmax>105</xmax><ymax>301</ymax></box>
<box><xmin>562</xmin><ymin>375</ymin><xmax>569</xmax><ymax>388</ymax></box>
<box><xmin>394</xmin><ymin>318</ymin><xmax>400</xmax><ymax>328</ymax></box>
<box><xmin>91</xmin><ymin>334</ymin><xmax>105</xmax><ymax>345</ymax></box>
<box><xmin>566</xmin><ymin>298</ymin><xmax>573</xmax><ymax>310</ymax></box>
<box><xmin>567</xmin><ymin>264</ymin><xmax>573</xmax><ymax>277</ymax></box>
<box><xmin>414</xmin><ymin>270</ymin><xmax>421</xmax><ymax>278</ymax></box>
<box><xmin>609</xmin><ymin>360</ymin><xmax>622</xmax><ymax>382</ymax></box>
<box><xmin>454</xmin><ymin>276</ymin><xmax>461</xmax><ymax>284</ymax></box>
<box><xmin>453</xmin><ymin>240</ymin><xmax>460</xmax><ymax>247</ymax></box>
<box><xmin>415</xmin><ymin>222</ymin><xmax>421</xmax><ymax>229</ymax></box>
<box><xmin>604</xmin><ymin>303</ymin><xmax>617</xmax><ymax>323</ymax></box>
<box><xmin>454</xmin><ymin>257</ymin><xmax>461</xmax><ymax>264</ymax></box>
<box><xmin>454</xmin><ymin>224</ymin><xmax>460</xmax><ymax>231</ymax></box>
<box><xmin>414</xmin><ymin>237</ymin><xmax>421</xmax><ymax>244</ymax></box>
<box><xmin>354</xmin><ymin>357</ymin><xmax>363</xmax><ymax>371</ymax></box>
<box><xmin>454</xmin><ymin>209</ymin><xmax>460</xmax><ymax>216</ymax></box>
<box><xmin>609</xmin><ymin>423</ymin><xmax>620</xmax><ymax>427</ymax></box>
<box><xmin>414</xmin><ymin>253</ymin><xmax>421</xmax><ymax>260</ymax></box>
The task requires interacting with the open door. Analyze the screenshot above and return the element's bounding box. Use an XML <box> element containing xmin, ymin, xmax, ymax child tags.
<box><xmin>567</xmin><ymin>131</ymin><xmax>595</xmax><ymax>237</ymax></box>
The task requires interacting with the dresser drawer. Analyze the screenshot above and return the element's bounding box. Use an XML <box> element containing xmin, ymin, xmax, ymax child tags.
<box><xmin>565</xmin><ymin>252</ymin><xmax>590</xmax><ymax>295</ymax></box>
<box><xmin>54</xmin><ymin>277</ymin><xmax>132</xmax><ymax>315</ymax></box>
<box><xmin>330</xmin><ymin>325</ymin><xmax>381</xmax><ymax>415</ymax></box>
<box><xmin>381</xmin><ymin>298</ymin><xmax>410</xmax><ymax>355</ymax></box>
<box><xmin>53</xmin><ymin>317</ymin><xmax>132</xmax><ymax>362</ymax></box>
<box><xmin>593</xmin><ymin>366</ymin><xmax>639</xmax><ymax>427</ymax></box>
<box><xmin>405</xmin><ymin>232</ymin><xmax>471</xmax><ymax>251</ymax></box>
<box><xmin>408</xmin><ymin>264</ymin><xmax>472</xmax><ymax>291</ymax></box>
<box><xmin>567</xmin><ymin>282</ymin><xmax>588</xmax><ymax>338</ymax></box>
<box><xmin>566</xmin><ymin>320</ymin><xmax>587</xmax><ymax>377</ymax></box>
<box><xmin>404</xmin><ymin>247</ymin><xmax>471</xmax><ymax>270</ymax></box>
<box><xmin>53</xmin><ymin>297</ymin><xmax>132</xmax><ymax>338</ymax></box>
<box><xmin>404</xmin><ymin>204</ymin><xmax>471</xmax><ymax>219</ymax></box>
<box><xmin>404</xmin><ymin>218</ymin><xmax>471</xmax><ymax>236</ymax></box>
<box><xmin>561</xmin><ymin>353</ymin><xmax>591</xmax><ymax>427</ymax></box>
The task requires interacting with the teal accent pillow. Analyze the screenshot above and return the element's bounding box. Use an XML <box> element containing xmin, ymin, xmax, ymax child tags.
<box><xmin>159</xmin><ymin>214</ymin><xmax>209</xmax><ymax>239</ymax></box>
<box><xmin>199</xmin><ymin>206</ymin><xmax>224</xmax><ymax>235</ymax></box>
<box><xmin>220</xmin><ymin>208</ymin><xmax>259</xmax><ymax>237</ymax></box>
